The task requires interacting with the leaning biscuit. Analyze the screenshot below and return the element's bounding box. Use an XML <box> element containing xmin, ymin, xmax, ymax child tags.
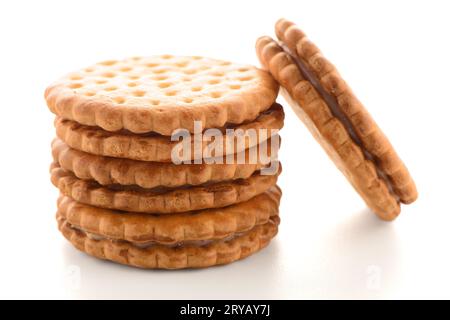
<box><xmin>54</xmin><ymin>103</ymin><xmax>284</xmax><ymax>162</ymax></box>
<box><xmin>57</xmin><ymin>216</ymin><xmax>279</xmax><ymax>269</ymax></box>
<box><xmin>45</xmin><ymin>55</ymin><xmax>279</xmax><ymax>135</ymax></box>
<box><xmin>51</xmin><ymin>162</ymin><xmax>280</xmax><ymax>213</ymax></box>
<box><xmin>56</xmin><ymin>185</ymin><xmax>281</xmax><ymax>245</ymax></box>
<box><xmin>51</xmin><ymin>138</ymin><xmax>278</xmax><ymax>188</ymax></box>
<box><xmin>256</xmin><ymin>19</ymin><xmax>417</xmax><ymax>220</ymax></box>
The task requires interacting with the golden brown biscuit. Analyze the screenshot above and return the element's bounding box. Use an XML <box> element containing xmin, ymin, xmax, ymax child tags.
<box><xmin>51</xmin><ymin>162</ymin><xmax>280</xmax><ymax>214</ymax></box>
<box><xmin>56</xmin><ymin>186</ymin><xmax>281</xmax><ymax>245</ymax></box>
<box><xmin>57</xmin><ymin>216</ymin><xmax>279</xmax><ymax>269</ymax></box>
<box><xmin>45</xmin><ymin>55</ymin><xmax>279</xmax><ymax>135</ymax></box>
<box><xmin>54</xmin><ymin>103</ymin><xmax>284</xmax><ymax>162</ymax></box>
<box><xmin>256</xmin><ymin>19</ymin><xmax>417</xmax><ymax>220</ymax></box>
<box><xmin>51</xmin><ymin>138</ymin><xmax>278</xmax><ymax>188</ymax></box>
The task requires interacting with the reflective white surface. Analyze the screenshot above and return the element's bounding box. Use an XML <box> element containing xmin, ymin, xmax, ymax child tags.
<box><xmin>0</xmin><ymin>0</ymin><xmax>448</xmax><ymax>299</ymax></box>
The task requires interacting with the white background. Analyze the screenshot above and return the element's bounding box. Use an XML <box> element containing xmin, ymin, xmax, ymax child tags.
<box><xmin>0</xmin><ymin>0</ymin><xmax>448</xmax><ymax>299</ymax></box>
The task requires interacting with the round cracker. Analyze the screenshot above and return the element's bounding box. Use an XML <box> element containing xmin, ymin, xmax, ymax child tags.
<box><xmin>57</xmin><ymin>216</ymin><xmax>279</xmax><ymax>269</ymax></box>
<box><xmin>56</xmin><ymin>186</ymin><xmax>281</xmax><ymax>245</ymax></box>
<box><xmin>51</xmin><ymin>138</ymin><xmax>277</xmax><ymax>188</ymax></box>
<box><xmin>51</xmin><ymin>162</ymin><xmax>280</xmax><ymax>214</ymax></box>
<box><xmin>45</xmin><ymin>55</ymin><xmax>279</xmax><ymax>135</ymax></box>
<box><xmin>256</xmin><ymin>21</ymin><xmax>417</xmax><ymax>220</ymax></box>
<box><xmin>54</xmin><ymin>103</ymin><xmax>284</xmax><ymax>162</ymax></box>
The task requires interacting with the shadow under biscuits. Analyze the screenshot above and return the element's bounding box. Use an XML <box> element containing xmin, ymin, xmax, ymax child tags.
<box><xmin>307</xmin><ymin>208</ymin><xmax>401</xmax><ymax>299</ymax></box>
<box><xmin>60</xmin><ymin>236</ymin><xmax>281</xmax><ymax>299</ymax></box>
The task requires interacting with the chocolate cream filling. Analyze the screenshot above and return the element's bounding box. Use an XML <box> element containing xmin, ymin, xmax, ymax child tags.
<box><xmin>95</xmin><ymin>169</ymin><xmax>268</xmax><ymax>194</ymax></box>
<box><xmin>68</xmin><ymin>223</ymin><xmax>245</xmax><ymax>249</ymax></box>
<box><xmin>280</xmin><ymin>43</ymin><xmax>398</xmax><ymax>201</ymax></box>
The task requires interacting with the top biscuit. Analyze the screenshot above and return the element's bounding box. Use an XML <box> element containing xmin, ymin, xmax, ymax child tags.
<box><xmin>45</xmin><ymin>55</ymin><xmax>279</xmax><ymax>135</ymax></box>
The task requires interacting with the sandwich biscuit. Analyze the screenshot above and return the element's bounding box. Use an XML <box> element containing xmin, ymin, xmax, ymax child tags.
<box><xmin>51</xmin><ymin>162</ymin><xmax>280</xmax><ymax>214</ymax></box>
<box><xmin>45</xmin><ymin>55</ymin><xmax>279</xmax><ymax>135</ymax></box>
<box><xmin>256</xmin><ymin>19</ymin><xmax>417</xmax><ymax>220</ymax></box>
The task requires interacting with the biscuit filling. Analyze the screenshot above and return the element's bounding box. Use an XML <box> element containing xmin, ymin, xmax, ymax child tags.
<box><xmin>68</xmin><ymin>223</ymin><xmax>244</xmax><ymax>249</ymax></box>
<box><xmin>280</xmin><ymin>43</ymin><xmax>397</xmax><ymax>200</ymax></box>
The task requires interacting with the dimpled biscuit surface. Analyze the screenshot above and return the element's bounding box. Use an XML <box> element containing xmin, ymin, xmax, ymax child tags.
<box><xmin>45</xmin><ymin>55</ymin><xmax>279</xmax><ymax>135</ymax></box>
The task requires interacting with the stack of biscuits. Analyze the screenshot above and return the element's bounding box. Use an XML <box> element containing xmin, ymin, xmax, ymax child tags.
<box><xmin>45</xmin><ymin>55</ymin><xmax>283</xmax><ymax>269</ymax></box>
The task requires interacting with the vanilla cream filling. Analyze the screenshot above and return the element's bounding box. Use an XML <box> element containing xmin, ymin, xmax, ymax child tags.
<box><xmin>69</xmin><ymin>223</ymin><xmax>244</xmax><ymax>249</ymax></box>
<box><xmin>280</xmin><ymin>43</ymin><xmax>398</xmax><ymax>200</ymax></box>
